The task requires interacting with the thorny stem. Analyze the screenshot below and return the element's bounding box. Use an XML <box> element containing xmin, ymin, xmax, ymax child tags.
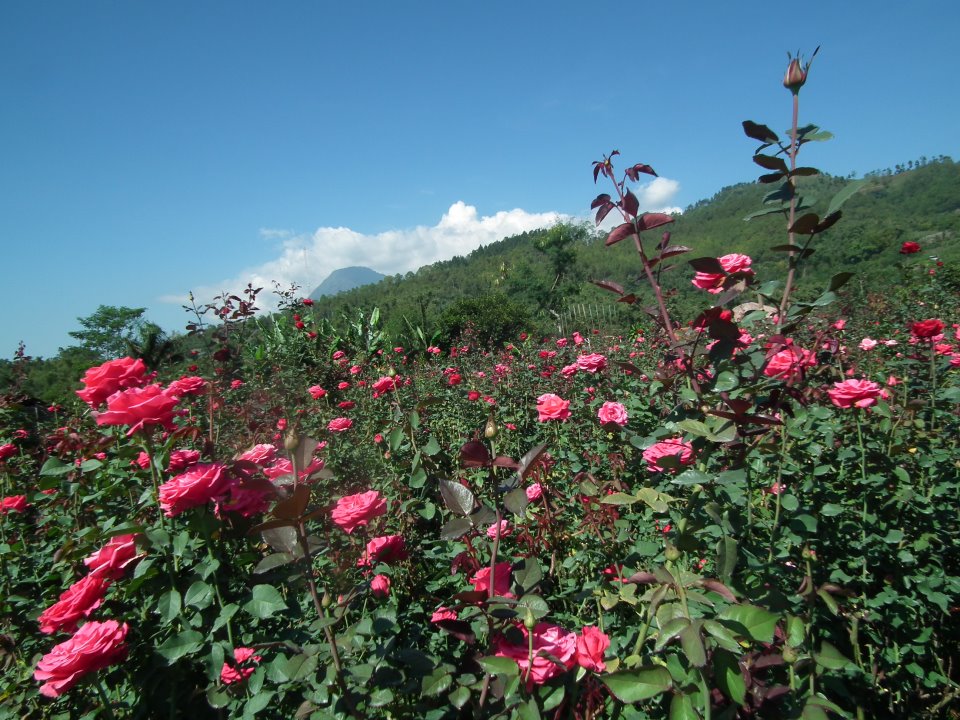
<box><xmin>777</xmin><ymin>92</ymin><xmax>801</xmax><ymax>327</ymax></box>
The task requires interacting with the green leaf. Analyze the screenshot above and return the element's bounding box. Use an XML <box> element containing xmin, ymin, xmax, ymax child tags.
<box><xmin>514</xmin><ymin>559</ymin><xmax>543</xmax><ymax>593</ymax></box>
<box><xmin>243</xmin><ymin>584</ymin><xmax>287</xmax><ymax>619</ymax></box>
<box><xmin>477</xmin><ymin>656</ymin><xmax>519</xmax><ymax>676</ymax></box>
<box><xmin>184</xmin><ymin>581</ymin><xmax>213</xmax><ymax>609</ymax></box>
<box><xmin>827</xmin><ymin>178</ymin><xmax>868</xmax><ymax>216</ymax></box>
<box><xmin>388</xmin><ymin>427</ymin><xmax>404</xmax><ymax>452</ymax></box>
<box><xmin>713</xmin><ymin>371</ymin><xmax>738</xmax><ymax>392</ymax></box>
<box><xmin>408</xmin><ymin>467</ymin><xmax>427</xmax><ymax>489</ymax></box>
<box><xmin>679</xmin><ymin>622</ymin><xmax>707</xmax><ymax>667</ymax></box>
<box><xmin>423</xmin><ymin>435</ymin><xmax>442</xmax><ymax>456</ymax></box>
<box><xmin>156</xmin><ymin>630</ymin><xmax>203</xmax><ymax>663</ymax></box>
<box><xmin>669</xmin><ymin>692</ymin><xmax>699</xmax><ymax>720</ymax></box>
<box><xmin>814</xmin><ymin>641</ymin><xmax>851</xmax><ymax>670</ymax></box>
<box><xmin>504</xmin><ymin>487</ymin><xmax>530</xmax><ymax>516</ymax></box>
<box><xmin>517</xmin><ymin>699</ymin><xmax>542</xmax><ymax>720</ymax></box>
<box><xmin>156</xmin><ymin>590</ymin><xmax>182</xmax><ymax>625</ymax></box>
<box><xmin>439</xmin><ymin>479</ymin><xmax>475</xmax><ymax>516</ymax></box>
<box><xmin>244</xmin><ymin>691</ymin><xmax>274</xmax><ymax>715</ymax></box>
<box><xmin>716</xmin><ymin>537</ymin><xmax>738</xmax><ymax>585</ymax></box>
<box><xmin>39</xmin><ymin>457</ymin><xmax>75</xmax><ymax>476</ymax></box>
<box><xmin>448</xmin><ymin>686</ymin><xmax>471</xmax><ymax>709</ymax></box>
<box><xmin>254</xmin><ymin>552</ymin><xmax>296</xmax><ymax>574</ymax></box>
<box><xmin>634</xmin><ymin>487</ymin><xmax>674</xmax><ymax>513</ymax></box>
<box><xmin>601</xmin><ymin>667</ymin><xmax>672</xmax><ymax>703</ymax></box>
<box><xmin>714</xmin><ymin>650</ymin><xmax>746</xmax><ymax>705</ymax></box>
<box><xmin>720</xmin><ymin>604</ymin><xmax>779</xmax><ymax>644</ymax></box>
<box><xmin>601</xmin><ymin>492</ymin><xmax>638</xmax><ymax>506</ymax></box>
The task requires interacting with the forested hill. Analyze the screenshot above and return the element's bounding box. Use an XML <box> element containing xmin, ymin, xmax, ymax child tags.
<box><xmin>310</xmin><ymin>157</ymin><xmax>960</xmax><ymax>338</ymax></box>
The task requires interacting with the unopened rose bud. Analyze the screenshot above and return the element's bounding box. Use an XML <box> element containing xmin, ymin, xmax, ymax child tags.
<box><xmin>783</xmin><ymin>58</ymin><xmax>807</xmax><ymax>93</ymax></box>
<box><xmin>284</xmin><ymin>431</ymin><xmax>301</xmax><ymax>452</ymax></box>
<box><xmin>665</xmin><ymin>545</ymin><xmax>681</xmax><ymax>563</ymax></box>
<box><xmin>484</xmin><ymin>417</ymin><xmax>498</xmax><ymax>439</ymax></box>
<box><xmin>523</xmin><ymin>608</ymin><xmax>536</xmax><ymax>630</ymax></box>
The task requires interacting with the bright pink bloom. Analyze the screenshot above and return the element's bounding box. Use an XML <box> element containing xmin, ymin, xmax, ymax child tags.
<box><xmin>237</xmin><ymin>444</ymin><xmax>277</xmax><ymax>465</ymax></box>
<box><xmin>165</xmin><ymin>375</ymin><xmax>206</xmax><ymax>398</ymax></box>
<box><xmin>467</xmin><ymin>390</ymin><xmax>481</xmax><ymax>401</ymax></box>
<box><xmin>469</xmin><ymin>562</ymin><xmax>514</xmax><ymax>598</ymax></box>
<box><xmin>431</xmin><ymin>607</ymin><xmax>458</xmax><ymax>623</ymax></box>
<box><xmin>328</xmin><ymin>417</ymin><xmax>353</xmax><ymax>433</ymax></box>
<box><xmin>763</xmin><ymin>345</ymin><xmax>816</xmax><ymax>381</ymax></box>
<box><xmin>0</xmin><ymin>495</ymin><xmax>29</xmax><ymax>514</ymax></box>
<box><xmin>494</xmin><ymin>622</ymin><xmax>578</xmax><ymax>686</ymax></box>
<box><xmin>76</xmin><ymin>357</ymin><xmax>147</xmax><ymax>408</ymax></box>
<box><xmin>84</xmin><ymin>534</ymin><xmax>141</xmax><ymax>579</ymax></box>
<box><xmin>158</xmin><ymin>463</ymin><xmax>230</xmax><ymax>517</ymax></box>
<box><xmin>597</xmin><ymin>401</ymin><xmax>628</xmax><ymax>426</ymax></box>
<box><xmin>0</xmin><ymin>444</ymin><xmax>17</xmax><ymax>462</ymax></box>
<box><xmin>220</xmin><ymin>647</ymin><xmax>262</xmax><ymax>685</ymax></box>
<box><xmin>167</xmin><ymin>449</ymin><xmax>201</xmax><ymax>473</ymax></box>
<box><xmin>487</xmin><ymin>520</ymin><xmax>512</xmax><ymax>539</ymax></box>
<box><xmin>94</xmin><ymin>384</ymin><xmax>179</xmax><ymax>436</ymax></box>
<box><xmin>525</xmin><ymin>483</ymin><xmax>543</xmax><ymax>501</ymax></box>
<box><xmin>38</xmin><ymin>575</ymin><xmax>111</xmax><ymax>635</ymax></box>
<box><xmin>331</xmin><ymin>490</ymin><xmax>386</xmax><ymax>534</ymax></box>
<box><xmin>576</xmin><ymin>626</ymin><xmax>610</xmax><ymax>672</ymax></box>
<box><xmin>642</xmin><ymin>438</ymin><xmax>695</xmax><ymax>473</ymax></box>
<box><xmin>370</xmin><ymin>574</ymin><xmax>391</xmax><ymax>598</ymax></box>
<box><xmin>308</xmin><ymin>385</ymin><xmax>327</xmax><ymax>399</ymax></box>
<box><xmin>34</xmin><ymin>620</ymin><xmax>128</xmax><ymax>697</ymax></box>
<box><xmin>576</xmin><ymin>353</ymin><xmax>608</xmax><ymax>373</ymax></box>
<box><xmin>536</xmin><ymin>393</ymin><xmax>570</xmax><ymax>422</ymax></box>
<box><xmin>372</xmin><ymin>376</ymin><xmax>400</xmax><ymax>397</ymax></box>
<box><xmin>828</xmin><ymin>379</ymin><xmax>883</xmax><ymax>409</ymax></box>
<box><xmin>358</xmin><ymin>535</ymin><xmax>408</xmax><ymax>567</ymax></box>
<box><xmin>859</xmin><ymin>338</ymin><xmax>878</xmax><ymax>351</ymax></box>
<box><xmin>692</xmin><ymin>253</ymin><xmax>754</xmax><ymax>293</ymax></box>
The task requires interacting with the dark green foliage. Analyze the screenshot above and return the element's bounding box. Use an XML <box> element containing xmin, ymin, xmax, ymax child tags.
<box><xmin>435</xmin><ymin>292</ymin><xmax>532</xmax><ymax>347</ymax></box>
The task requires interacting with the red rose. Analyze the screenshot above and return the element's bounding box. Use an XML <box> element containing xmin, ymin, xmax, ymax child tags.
<box><xmin>900</xmin><ymin>241</ymin><xmax>921</xmax><ymax>254</ymax></box>
<box><xmin>0</xmin><ymin>443</ymin><xmax>17</xmax><ymax>462</ymax></box>
<box><xmin>94</xmin><ymin>384</ymin><xmax>179</xmax><ymax>436</ymax></box>
<box><xmin>370</xmin><ymin>574</ymin><xmax>391</xmax><ymax>598</ymax></box>
<box><xmin>494</xmin><ymin>622</ymin><xmax>577</xmax><ymax>687</ymax></box>
<box><xmin>467</xmin><ymin>390</ymin><xmax>481</xmax><ymax>401</ymax></box>
<box><xmin>576</xmin><ymin>625</ymin><xmax>610</xmax><ymax>672</ymax></box>
<box><xmin>167</xmin><ymin>449</ymin><xmax>201</xmax><ymax>473</ymax></box>
<box><xmin>536</xmin><ymin>393</ymin><xmax>571</xmax><ymax>422</ymax></box>
<box><xmin>38</xmin><ymin>574</ymin><xmax>111</xmax><ymax>634</ymax></box>
<box><xmin>337</xmin><ymin>401</ymin><xmax>356</xmax><ymax>410</ymax></box>
<box><xmin>158</xmin><ymin>463</ymin><xmax>230</xmax><ymax>517</ymax></box>
<box><xmin>308</xmin><ymin>385</ymin><xmax>327</xmax><ymax>399</ymax></box>
<box><xmin>828</xmin><ymin>378</ymin><xmax>883</xmax><ymax>409</ymax></box>
<box><xmin>165</xmin><ymin>375</ymin><xmax>207</xmax><ymax>398</ymax></box>
<box><xmin>84</xmin><ymin>534</ymin><xmax>142</xmax><ymax>580</ymax></box>
<box><xmin>642</xmin><ymin>438</ymin><xmax>694</xmax><ymax>473</ymax></box>
<box><xmin>372</xmin><ymin>376</ymin><xmax>399</xmax><ymax>397</ymax></box>
<box><xmin>469</xmin><ymin>562</ymin><xmax>514</xmax><ymax>598</ymax></box>
<box><xmin>358</xmin><ymin>535</ymin><xmax>408</xmax><ymax>567</ymax></box>
<box><xmin>75</xmin><ymin>357</ymin><xmax>147</xmax><ymax>408</ymax></box>
<box><xmin>911</xmin><ymin>318</ymin><xmax>945</xmax><ymax>340</ymax></box>
<box><xmin>220</xmin><ymin>647</ymin><xmax>262</xmax><ymax>685</ymax></box>
<box><xmin>431</xmin><ymin>607</ymin><xmax>458</xmax><ymax>623</ymax></box>
<box><xmin>34</xmin><ymin>620</ymin><xmax>128</xmax><ymax>697</ymax></box>
<box><xmin>327</xmin><ymin>417</ymin><xmax>353</xmax><ymax>433</ymax></box>
<box><xmin>448</xmin><ymin>374</ymin><xmax>462</xmax><ymax>386</ymax></box>
<box><xmin>576</xmin><ymin>353</ymin><xmax>608</xmax><ymax>373</ymax></box>
<box><xmin>597</xmin><ymin>401</ymin><xmax>628</xmax><ymax>426</ymax></box>
<box><xmin>331</xmin><ymin>490</ymin><xmax>387</xmax><ymax>534</ymax></box>
<box><xmin>0</xmin><ymin>495</ymin><xmax>29</xmax><ymax>514</ymax></box>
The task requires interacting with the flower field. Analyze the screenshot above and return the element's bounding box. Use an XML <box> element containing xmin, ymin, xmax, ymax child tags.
<box><xmin>2</xmin><ymin>53</ymin><xmax>960</xmax><ymax>720</ymax></box>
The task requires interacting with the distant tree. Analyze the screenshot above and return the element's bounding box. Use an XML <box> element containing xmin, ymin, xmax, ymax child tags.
<box><xmin>68</xmin><ymin>305</ymin><xmax>147</xmax><ymax>359</ymax></box>
<box><xmin>125</xmin><ymin>322</ymin><xmax>183</xmax><ymax>371</ymax></box>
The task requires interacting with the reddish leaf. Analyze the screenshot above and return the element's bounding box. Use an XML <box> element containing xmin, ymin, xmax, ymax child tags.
<box><xmin>621</xmin><ymin>189</ymin><xmax>639</xmax><ymax>217</ymax></box>
<box><xmin>590</xmin><ymin>279</ymin><xmax>626</xmax><ymax>295</ymax></box>
<box><xmin>742</xmin><ymin>120</ymin><xmax>779</xmax><ymax>144</ymax></box>
<box><xmin>606</xmin><ymin>223</ymin><xmax>636</xmax><ymax>247</ymax></box>
<box><xmin>688</xmin><ymin>257</ymin><xmax>724</xmax><ymax>274</ymax></box>
<box><xmin>595</xmin><ymin>202</ymin><xmax>615</xmax><ymax>226</ymax></box>
<box><xmin>752</xmin><ymin>154</ymin><xmax>788</xmax><ymax>172</ymax></box>
<box><xmin>660</xmin><ymin>245</ymin><xmax>692</xmax><ymax>259</ymax></box>
<box><xmin>700</xmin><ymin>579</ymin><xmax>737</xmax><ymax>602</ymax></box>
<box><xmin>625</xmin><ymin>571</ymin><xmax>658</xmax><ymax>584</ymax></box>
<box><xmin>617</xmin><ymin>294</ymin><xmax>637</xmax><ymax>304</ymax></box>
<box><xmin>516</xmin><ymin>442</ymin><xmax>549</xmax><ymax>482</ymax></box>
<box><xmin>460</xmin><ymin>440</ymin><xmax>490</xmax><ymax>468</ymax></box>
<box><xmin>816</xmin><ymin>211</ymin><xmax>842</xmax><ymax>233</ymax></box>
<box><xmin>636</xmin><ymin>213</ymin><xmax>674</xmax><ymax>231</ymax></box>
<box><xmin>435</xmin><ymin>619</ymin><xmax>476</xmax><ymax>643</ymax></box>
<box><xmin>492</xmin><ymin>456</ymin><xmax>520</xmax><ymax>470</ymax></box>
<box><xmin>789</xmin><ymin>213</ymin><xmax>820</xmax><ymax>234</ymax></box>
<box><xmin>272</xmin><ymin>485</ymin><xmax>311</xmax><ymax>521</ymax></box>
<box><xmin>758</xmin><ymin>172</ymin><xmax>786</xmax><ymax>184</ymax></box>
<box><xmin>625</xmin><ymin>163</ymin><xmax>657</xmax><ymax>181</ymax></box>
<box><xmin>790</xmin><ymin>166</ymin><xmax>820</xmax><ymax>177</ymax></box>
<box><xmin>590</xmin><ymin>193</ymin><xmax>612</xmax><ymax>209</ymax></box>
<box><xmin>617</xmin><ymin>361</ymin><xmax>643</xmax><ymax>375</ymax></box>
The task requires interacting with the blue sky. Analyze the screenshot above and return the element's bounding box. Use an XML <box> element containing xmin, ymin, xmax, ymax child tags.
<box><xmin>2</xmin><ymin>1</ymin><xmax>957</xmax><ymax>359</ymax></box>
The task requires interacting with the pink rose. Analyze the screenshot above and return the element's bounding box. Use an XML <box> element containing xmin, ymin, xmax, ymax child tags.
<box><xmin>165</xmin><ymin>375</ymin><xmax>206</xmax><ymax>398</ymax></box>
<box><xmin>597</xmin><ymin>401</ymin><xmax>628</xmax><ymax>426</ymax></box>
<box><xmin>525</xmin><ymin>483</ymin><xmax>543</xmax><ymax>501</ymax></box>
<box><xmin>75</xmin><ymin>357</ymin><xmax>147</xmax><ymax>408</ymax></box>
<box><xmin>763</xmin><ymin>345</ymin><xmax>816</xmax><ymax>381</ymax></box>
<box><xmin>0</xmin><ymin>495</ymin><xmax>29</xmax><ymax>514</ymax></box>
<box><xmin>494</xmin><ymin>622</ymin><xmax>578</xmax><ymax>686</ymax></box>
<box><xmin>34</xmin><ymin>620</ymin><xmax>128</xmax><ymax>697</ymax></box>
<box><xmin>38</xmin><ymin>574</ymin><xmax>111</xmax><ymax>634</ymax></box>
<box><xmin>158</xmin><ymin>463</ymin><xmax>230</xmax><ymax>517</ymax></box>
<box><xmin>576</xmin><ymin>625</ymin><xmax>610</xmax><ymax>672</ymax></box>
<box><xmin>94</xmin><ymin>384</ymin><xmax>179</xmax><ymax>436</ymax></box>
<box><xmin>487</xmin><ymin>520</ymin><xmax>512</xmax><ymax>538</ymax></box>
<box><xmin>220</xmin><ymin>647</ymin><xmax>262</xmax><ymax>685</ymax></box>
<box><xmin>859</xmin><ymin>338</ymin><xmax>878</xmax><ymax>351</ymax></box>
<box><xmin>0</xmin><ymin>443</ymin><xmax>17</xmax><ymax>462</ymax></box>
<box><xmin>308</xmin><ymin>385</ymin><xmax>327</xmax><ymax>399</ymax></box>
<box><xmin>827</xmin><ymin>379</ymin><xmax>883</xmax><ymax>409</ymax></box>
<box><xmin>83</xmin><ymin>534</ymin><xmax>142</xmax><ymax>580</ymax></box>
<box><xmin>469</xmin><ymin>562</ymin><xmax>514</xmax><ymax>598</ymax></box>
<box><xmin>167</xmin><ymin>449</ymin><xmax>201</xmax><ymax>473</ymax></box>
<box><xmin>448</xmin><ymin>374</ymin><xmax>462</xmax><ymax>386</ymax></box>
<box><xmin>536</xmin><ymin>393</ymin><xmax>570</xmax><ymax>422</ymax></box>
<box><xmin>431</xmin><ymin>607</ymin><xmax>458</xmax><ymax>623</ymax></box>
<box><xmin>372</xmin><ymin>376</ymin><xmax>400</xmax><ymax>397</ymax></box>
<box><xmin>370</xmin><ymin>574</ymin><xmax>391</xmax><ymax>598</ymax></box>
<box><xmin>576</xmin><ymin>353</ymin><xmax>608</xmax><ymax>373</ymax></box>
<box><xmin>331</xmin><ymin>490</ymin><xmax>387</xmax><ymax>534</ymax></box>
<box><xmin>358</xmin><ymin>535</ymin><xmax>408</xmax><ymax>567</ymax></box>
<box><xmin>337</xmin><ymin>381</ymin><xmax>350</xmax><ymax>390</ymax></box>
<box><xmin>327</xmin><ymin>417</ymin><xmax>353</xmax><ymax>433</ymax></box>
<box><xmin>642</xmin><ymin>438</ymin><xmax>695</xmax><ymax>473</ymax></box>
<box><xmin>237</xmin><ymin>443</ymin><xmax>277</xmax><ymax>465</ymax></box>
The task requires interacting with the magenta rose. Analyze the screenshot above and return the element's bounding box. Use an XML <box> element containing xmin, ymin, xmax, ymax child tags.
<box><xmin>763</xmin><ymin>346</ymin><xmax>816</xmax><ymax>381</ymax></box>
<box><xmin>431</xmin><ymin>607</ymin><xmax>458</xmax><ymax>623</ymax></box>
<box><xmin>34</xmin><ymin>620</ymin><xmax>128</xmax><ymax>697</ymax></box>
<box><xmin>597</xmin><ymin>401</ymin><xmax>628</xmax><ymax>426</ymax></box>
<box><xmin>94</xmin><ymin>384</ymin><xmax>179</xmax><ymax>436</ymax></box>
<box><xmin>469</xmin><ymin>562</ymin><xmax>514</xmax><ymax>598</ymax></box>
<box><xmin>576</xmin><ymin>625</ymin><xmax>611</xmax><ymax>672</ymax></box>
<box><xmin>331</xmin><ymin>490</ymin><xmax>387</xmax><ymax>533</ymax></box>
<box><xmin>576</xmin><ymin>353</ymin><xmax>608</xmax><ymax>373</ymax></box>
<box><xmin>642</xmin><ymin>438</ymin><xmax>695</xmax><ymax>473</ymax></box>
<box><xmin>494</xmin><ymin>622</ymin><xmax>578</xmax><ymax>687</ymax></box>
<box><xmin>525</xmin><ymin>483</ymin><xmax>543</xmax><ymax>501</ymax></box>
<box><xmin>371</xmin><ymin>376</ymin><xmax>400</xmax><ymax>398</ymax></box>
<box><xmin>158</xmin><ymin>462</ymin><xmax>231</xmax><ymax>517</ymax></box>
<box><xmin>165</xmin><ymin>375</ymin><xmax>207</xmax><ymax>398</ymax></box>
<box><xmin>327</xmin><ymin>417</ymin><xmax>353</xmax><ymax>433</ymax></box>
<box><xmin>83</xmin><ymin>534</ymin><xmax>142</xmax><ymax>580</ymax></box>
<box><xmin>167</xmin><ymin>449</ymin><xmax>201</xmax><ymax>473</ymax></box>
<box><xmin>0</xmin><ymin>443</ymin><xmax>17</xmax><ymax>462</ymax></box>
<box><xmin>75</xmin><ymin>357</ymin><xmax>147</xmax><ymax>408</ymax></box>
<box><xmin>237</xmin><ymin>443</ymin><xmax>277</xmax><ymax>465</ymax></box>
<box><xmin>220</xmin><ymin>647</ymin><xmax>262</xmax><ymax>685</ymax></box>
<box><xmin>308</xmin><ymin>385</ymin><xmax>327</xmax><ymax>399</ymax></box>
<box><xmin>370</xmin><ymin>574</ymin><xmax>391</xmax><ymax>598</ymax></box>
<box><xmin>38</xmin><ymin>574</ymin><xmax>111</xmax><ymax>635</ymax></box>
<box><xmin>536</xmin><ymin>393</ymin><xmax>571</xmax><ymax>422</ymax></box>
<box><xmin>828</xmin><ymin>379</ymin><xmax>883</xmax><ymax>409</ymax></box>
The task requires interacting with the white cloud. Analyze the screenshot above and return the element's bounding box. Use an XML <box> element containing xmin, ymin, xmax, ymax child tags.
<box><xmin>634</xmin><ymin>177</ymin><xmax>682</xmax><ymax>214</ymax></box>
<box><xmin>163</xmin><ymin>202</ymin><xmax>565</xmax><ymax>309</ymax></box>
